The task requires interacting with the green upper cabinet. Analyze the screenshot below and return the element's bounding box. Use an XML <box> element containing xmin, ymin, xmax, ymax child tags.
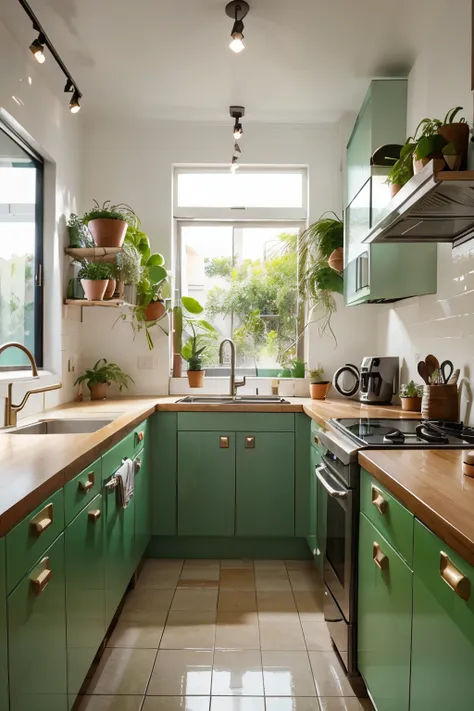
<box><xmin>236</xmin><ymin>432</ymin><xmax>295</xmax><ymax>537</ymax></box>
<box><xmin>0</xmin><ymin>538</ymin><xmax>8</xmax><ymax>711</ymax></box>
<box><xmin>410</xmin><ymin>520</ymin><xmax>474</xmax><ymax>711</ymax></box>
<box><xmin>346</xmin><ymin>93</ymin><xmax>372</xmax><ymax>206</ymax></box>
<box><xmin>177</xmin><ymin>431</ymin><xmax>236</xmax><ymax>536</ymax></box>
<box><xmin>134</xmin><ymin>446</ymin><xmax>152</xmax><ymax>564</ymax></box>
<box><xmin>65</xmin><ymin>493</ymin><xmax>106</xmax><ymax>707</ymax></box>
<box><xmin>152</xmin><ymin>412</ymin><xmax>177</xmax><ymax>536</ymax></box>
<box><xmin>357</xmin><ymin>513</ymin><xmax>412</xmax><ymax>711</ymax></box>
<box><xmin>8</xmin><ymin>534</ymin><xmax>67</xmax><ymax>711</ymax></box>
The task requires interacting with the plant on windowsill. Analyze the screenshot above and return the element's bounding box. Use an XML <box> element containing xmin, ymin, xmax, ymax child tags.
<box><xmin>77</xmin><ymin>260</ymin><xmax>113</xmax><ymax>301</ymax></box>
<box><xmin>309</xmin><ymin>366</ymin><xmax>331</xmax><ymax>400</ymax></box>
<box><xmin>83</xmin><ymin>200</ymin><xmax>139</xmax><ymax>248</ymax></box>
<box><xmin>400</xmin><ymin>380</ymin><xmax>423</xmax><ymax>412</ymax></box>
<box><xmin>74</xmin><ymin>358</ymin><xmax>134</xmax><ymax>400</ymax></box>
<box><xmin>179</xmin><ymin>296</ymin><xmax>217</xmax><ymax>388</ymax></box>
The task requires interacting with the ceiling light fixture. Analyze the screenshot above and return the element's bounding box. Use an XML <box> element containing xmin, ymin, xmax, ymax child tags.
<box><xmin>230</xmin><ymin>105</ymin><xmax>245</xmax><ymax>140</ymax></box>
<box><xmin>226</xmin><ymin>1</ymin><xmax>250</xmax><ymax>53</ymax></box>
<box><xmin>230</xmin><ymin>156</ymin><xmax>240</xmax><ymax>173</ymax></box>
<box><xmin>29</xmin><ymin>33</ymin><xmax>46</xmax><ymax>63</ymax></box>
<box><xmin>65</xmin><ymin>79</ymin><xmax>82</xmax><ymax>113</ymax></box>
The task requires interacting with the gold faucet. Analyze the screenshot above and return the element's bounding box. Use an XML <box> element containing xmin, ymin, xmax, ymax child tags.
<box><xmin>218</xmin><ymin>338</ymin><xmax>246</xmax><ymax>397</ymax></box>
<box><xmin>0</xmin><ymin>342</ymin><xmax>62</xmax><ymax>428</ymax></box>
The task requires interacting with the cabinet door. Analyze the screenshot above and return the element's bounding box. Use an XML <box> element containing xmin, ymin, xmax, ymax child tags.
<box><xmin>8</xmin><ymin>535</ymin><xmax>67</xmax><ymax>711</ymax></box>
<box><xmin>346</xmin><ymin>94</ymin><xmax>372</xmax><ymax>206</ymax></box>
<box><xmin>357</xmin><ymin>514</ymin><xmax>412</xmax><ymax>711</ymax></box>
<box><xmin>134</xmin><ymin>448</ymin><xmax>151</xmax><ymax>563</ymax></box>
<box><xmin>236</xmin><ymin>432</ymin><xmax>294</xmax><ymax>537</ymax></box>
<box><xmin>104</xmin><ymin>480</ymin><xmax>135</xmax><ymax>626</ymax></box>
<box><xmin>410</xmin><ymin>521</ymin><xmax>474</xmax><ymax>711</ymax></box>
<box><xmin>0</xmin><ymin>538</ymin><xmax>8</xmax><ymax>711</ymax></box>
<box><xmin>178</xmin><ymin>431</ymin><xmax>235</xmax><ymax>536</ymax></box>
<box><xmin>307</xmin><ymin>446</ymin><xmax>320</xmax><ymax>555</ymax></box>
<box><xmin>65</xmin><ymin>494</ymin><xmax>106</xmax><ymax>706</ymax></box>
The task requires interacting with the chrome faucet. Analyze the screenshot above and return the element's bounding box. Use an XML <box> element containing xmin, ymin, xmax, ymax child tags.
<box><xmin>0</xmin><ymin>342</ymin><xmax>62</xmax><ymax>428</ymax></box>
<box><xmin>218</xmin><ymin>339</ymin><xmax>246</xmax><ymax>397</ymax></box>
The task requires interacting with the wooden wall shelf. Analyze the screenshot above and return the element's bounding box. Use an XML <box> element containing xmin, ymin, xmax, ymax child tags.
<box><xmin>64</xmin><ymin>299</ymin><xmax>128</xmax><ymax>308</ymax></box>
<box><xmin>65</xmin><ymin>247</ymin><xmax>121</xmax><ymax>263</ymax></box>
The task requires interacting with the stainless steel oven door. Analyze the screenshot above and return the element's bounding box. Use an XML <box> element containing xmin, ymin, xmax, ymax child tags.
<box><xmin>316</xmin><ymin>463</ymin><xmax>354</xmax><ymax>622</ymax></box>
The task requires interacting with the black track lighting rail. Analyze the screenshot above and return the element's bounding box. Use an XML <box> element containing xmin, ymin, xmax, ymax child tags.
<box><xmin>17</xmin><ymin>0</ymin><xmax>83</xmax><ymax>108</ymax></box>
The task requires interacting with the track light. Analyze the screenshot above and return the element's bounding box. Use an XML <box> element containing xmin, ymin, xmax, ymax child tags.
<box><xmin>226</xmin><ymin>1</ymin><xmax>250</xmax><ymax>53</ymax></box>
<box><xmin>29</xmin><ymin>33</ymin><xmax>45</xmax><ymax>63</ymax></box>
<box><xmin>234</xmin><ymin>143</ymin><xmax>241</xmax><ymax>154</ymax></box>
<box><xmin>69</xmin><ymin>90</ymin><xmax>81</xmax><ymax>113</ymax></box>
<box><xmin>230</xmin><ymin>156</ymin><xmax>240</xmax><ymax>173</ymax></box>
<box><xmin>230</xmin><ymin>105</ymin><xmax>245</xmax><ymax>141</ymax></box>
<box><xmin>233</xmin><ymin>122</ymin><xmax>243</xmax><ymax>140</ymax></box>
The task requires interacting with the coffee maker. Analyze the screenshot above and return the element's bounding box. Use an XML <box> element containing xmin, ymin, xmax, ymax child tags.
<box><xmin>333</xmin><ymin>356</ymin><xmax>399</xmax><ymax>404</ymax></box>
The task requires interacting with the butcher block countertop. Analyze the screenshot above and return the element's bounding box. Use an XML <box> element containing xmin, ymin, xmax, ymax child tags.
<box><xmin>360</xmin><ymin>449</ymin><xmax>474</xmax><ymax>568</ymax></box>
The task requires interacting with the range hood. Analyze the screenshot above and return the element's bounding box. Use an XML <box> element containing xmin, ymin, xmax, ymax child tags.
<box><xmin>363</xmin><ymin>161</ymin><xmax>474</xmax><ymax>247</ymax></box>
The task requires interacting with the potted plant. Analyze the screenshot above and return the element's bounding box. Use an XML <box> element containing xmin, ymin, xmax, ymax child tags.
<box><xmin>386</xmin><ymin>151</ymin><xmax>414</xmax><ymax>196</ymax></box>
<box><xmin>291</xmin><ymin>358</ymin><xmax>309</xmax><ymax>397</ymax></box>
<box><xmin>77</xmin><ymin>260</ymin><xmax>112</xmax><ymax>301</ymax></box>
<box><xmin>309</xmin><ymin>366</ymin><xmax>332</xmax><ymax>400</ymax></box>
<box><xmin>180</xmin><ymin>296</ymin><xmax>216</xmax><ymax>387</ymax></box>
<box><xmin>117</xmin><ymin>243</ymin><xmax>143</xmax><ymax>301</ymax></box>
<box><xmin>67</xmin><ymin>213</ymin><xmax>92</xmax><ymax>248</ymax></box>
<box><xmin>138</xmin><ymin>264</ymin><xmax>169</xmax><ymax>322</ymax></box>
<box><xmin>400</xmin><ymin>380</ymin><xmax>423</xmax><ymax>411</ymax></box>
<box><xmin>104</xmin><ymin>263</ymin><xmax>118</xmax><ymax>300</ymax></box>
<box><xmin>74</xmin><ymin>358</ymin><xmax>134</xmax><ymax>400</ymax></box>
<box><xmin>83</xmin><ymin>200</ymin><xmax>138</xmax><ymax>248</ymax></box>
<box><xmin>438</xmin><ymin>107</ymin><xmax>470</xmax><ymax>170</ymax></box>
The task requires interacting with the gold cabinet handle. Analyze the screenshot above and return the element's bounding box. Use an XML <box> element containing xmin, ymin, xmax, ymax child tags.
<box><xmin>78</xmin><ymin>471</ymin><xmax>95</xmax><ymax>493</ymax></box>
<box><xmin>373</xmin><ymin>542</ymin><xmax>389</xmax><ymax>570</ymax></box>
<box><xmin>440</xmin><ymin>552</ymin><xmax>470</xmax><ymax>601</ymax></box>
<box><xmin>136</xmin><ymin>430</ymin><xmax>145</xmax><ymax>442</ymax></box>
<box><xmin>314</xmin><ymin>435</ymin><xmax>319</xmax><ymax>445</ymax></box>
<box><xmin>30</xmin><ymin>558</ymin><xmax>52</xmax><ymax>595</ymax></box>
<box><xmin>220</xmin><ymin>436</ymin><xmax>229</xmax><ymax>449</ymax></box>
<box><xmin>30</xmin><ymin>503</ymin><xmax>54</xmax><ymax>535</ymax></box>
<box><xmin>134</xmin><ymin>457</ymin><xmax>142</xmax><ymax>474</ymax></box>
<box><xmin>245</xmin><ymin>436</ymin><xmax>255</xmax><ymax>449</ymax></box>
<box><xmin>88</xmin><ymin>509</ymin><xmax>101</xmax><ymax>522</ymax></box>
<box><xmin>371</xmin><ymin>485</ymin><xmax>388</xmax><ymax>515</ymax></box>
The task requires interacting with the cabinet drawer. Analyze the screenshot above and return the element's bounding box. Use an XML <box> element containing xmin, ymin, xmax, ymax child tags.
<box><xmin>6</xmin><ymin>488</ymin><xmax>65</xmax><ymax>593</ymax></box>
<box><xmin>177</xmin><ymin>412</ymin><xmax>294</xmax><ymax>432</ymax></box>
<box><xmin>102</xmin><ymin>419</ymin><xmax>148</xmax><ymax>480</ymax></box>
<box><xmin>64</xmin><ymin>457</ymin><xmax>102</xmax><ymax>525</ymax></box>
<box><xmin>310</xmin><ymin>418</ymin><xmax>324</xmax><ymax>454</ymax></box>
<box><xmin>360</xmin><ymin>469</ymin><xmax>414</xmax><ymax>566</ymax></box>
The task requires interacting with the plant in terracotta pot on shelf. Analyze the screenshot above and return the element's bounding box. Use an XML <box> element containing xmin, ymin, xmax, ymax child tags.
<box><xmin>386</xmin><ymin>150</ymin><xmax>414</xmax><ymax>197</ymax></box>
<box><xmin>400</xmin><ymin>380</ymin><xmax>423</xmax><ymax>412</ymax></box>
<box><xmin>180</xmin><ymin>296</ymin><xmax>217</xmax><ymax>388</ymax></box>
<box><xmin>83</xmin><ymin>200</ymin><xmax>138</xmax><ymax>248</ymax></box>
<box><xmin>309</xmin><ymin>366</ymin><xmax>332</xmax><ymax>400</ymax></box>
<box><xmin>439</xmin><ymin>106</ymin><xmax>470</xmax><ymax>170</ymax></box>
<box><xmin>77</xmin><ymin>260</ymin><xmax>113</xmax><ymax>301</ymax></box>
<box><xmin>74</xmin><ymin>358</ymin><xmax>134</xmax><ymax>400</ymax></box>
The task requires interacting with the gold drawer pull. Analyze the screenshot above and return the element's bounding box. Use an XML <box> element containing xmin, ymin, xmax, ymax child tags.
<box><xmin>88</xmin><ymin>509</ymin><xmax>101</xmax><ymax>522</ymax></box>
<box><xmin>136</xmin><ymin>430</ymin><xmax>145</xmax><ymax>442</ymax></box>
<box><xmin>220</xmin><ymin>436</ymin><xmax>229</xmax><ymax>449</ymax></box>
<box><xmin>440</xmin><ymin>552</ymin><xmax>470</xmax><ymax>601</ymax></box>
<box><xmin>314</xmin><ymin>435</ymin><xmax>319</xmax><ymax>445</ymax></box>
<box><xmin>245</xmin><ymin>436</ymin><xmax>255</xmax><ymax>449</ymax></box>
<box><xmin>30</xmin><ymin>503</ymin><xmax>54</xmax><ymax>535</ymax></box>
<box><xmin>78</xmin><ymin>472</ymin><xmax>95</xmax><ymax>493</ymax></box>
<box><xmin>134</xmin><ymin>457</ymin><xmax>142</xmax><ymax>474</ymax></box>
<box><xmin>373</xmin><ymin>542</ymin><xmax>389</xmax><ymax>570</ymax></box>
<box><xmin>371</xmin><ymin>485</ymin><xmax>388</xmax><ymax>515</ymax></box>
<box><xmin>30</xmin><ymin>558</ymin><xmax>52</xmax><ymax>595</ymax></box>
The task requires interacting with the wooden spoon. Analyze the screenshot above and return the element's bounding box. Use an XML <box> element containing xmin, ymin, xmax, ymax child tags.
<box><xmin>425</xmin><ymin>354</ymin><xmax>440</xmax><ymax>384</ymax></box>
<box><xmin>417</xmin><ymin>360</ymin><xmax>429</xmax><ymax>385</ymax></box>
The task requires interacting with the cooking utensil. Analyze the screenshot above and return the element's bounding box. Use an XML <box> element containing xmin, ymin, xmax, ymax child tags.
<box><xmin>448</xmin><ymin>368</ymin><xmax>460</xmax><ymax>386</ymax></box>
<box><xmin>425</xmin><ymin>354</ymin><xmax>440</xmax><ymax>383</ymax></box>
<box><xmin>417</xmin><ymin>360</ymin><xmax>429</xmax><ymax>384</ymax></box>
<box><xmin>440</xmin><ymin>359</ymin><xmax>454</xmax><ymax>384</ymax></box>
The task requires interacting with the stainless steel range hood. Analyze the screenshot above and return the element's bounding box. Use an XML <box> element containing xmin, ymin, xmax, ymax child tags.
<box><xmin>363</xmin><ymin>162</ymin><xmax>474</xmax><ymax>247</ymax></box>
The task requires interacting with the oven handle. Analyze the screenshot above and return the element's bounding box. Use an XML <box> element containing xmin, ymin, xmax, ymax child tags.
<box><xmin>315</xmin><ymin>464</ymin><xmax>348</xmax><ymax>499</ymax></box>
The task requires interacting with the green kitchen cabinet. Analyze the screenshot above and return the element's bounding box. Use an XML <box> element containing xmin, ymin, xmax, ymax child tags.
<box><xmin>65</xmin><ymin>493</ymin><xmax>106</xmax><ymax>707</ymax></box>
<box><xmin>153</xmin><ymin>412</ymin><xmax>177</xmax><ymax>535</ymax></box>
<box><xmin>8</xmin><ymin>534</ymin><xmax>67</xmax><ymax>711</ymax></box>
<box><xmin>410</xmin><ymin>520</ymin><xmax>474</xmax><ymax>711</ymax></box>
<box><xmin>134</xmin><ymin>446</ymin><xmax>152</xmax><ymax>563</ymax></box>
<box><xmin>177</xmin><ymin>431</ymin><xmax>236</xmax><ymax>536</ymax></box>
<box><xmin>295</xmin><ymin>414</ymin><xmax>311</xmax><ymax>538</ymax></box>
<box><xmin>357</xmin><ymin>513</ymin><xmax>412</xmax><ymax>711</ymax></box>
<box><xmin>307</xmin><ymin>444</ymin><xmax>320</xmax><ymax>555</ymax></box>
<box><xmin>236</xmin><ymin>432</ymin><xmax>295</xmax><ymax>537</ymax></box>
<box><xmin>0</xmin><ymin>538</ymin><xmax>8</xmax><ymax>711</ymax></box>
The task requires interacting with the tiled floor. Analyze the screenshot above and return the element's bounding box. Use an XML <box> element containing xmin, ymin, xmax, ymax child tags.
<box><xmin>79</xmin><ymin>560</ymin><xmax>373</xmax><ymax>711</ymax></box>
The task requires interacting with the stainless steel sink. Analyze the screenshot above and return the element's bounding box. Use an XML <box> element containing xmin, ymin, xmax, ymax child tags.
<box><xmin>177</xmin><ymin>396</ymin><xmax>290</xmax><ymax>404</ymax></box>
<box><xmin>9</xmin><ymin>418</ymin><xmax>117</xmax><ymax>434</ymax></box>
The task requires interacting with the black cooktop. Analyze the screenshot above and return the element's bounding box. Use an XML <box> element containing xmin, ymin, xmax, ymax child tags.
<box><xmin>331</xmin><ymin>418</ymin><xmax>474</xmax><ymax>449</ymax></box>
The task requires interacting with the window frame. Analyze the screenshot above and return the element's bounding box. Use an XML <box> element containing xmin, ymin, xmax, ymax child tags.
<box><xmin>0</xmin><ymin>123</ymin><xmax>44</xmax><ymax>369</ymax></box>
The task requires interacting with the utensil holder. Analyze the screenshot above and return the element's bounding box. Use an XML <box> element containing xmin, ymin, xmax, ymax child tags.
<box><xmin>421</xmin><ymin>384</ymin><xmax>459</xmax><ymax>421</ymax></box>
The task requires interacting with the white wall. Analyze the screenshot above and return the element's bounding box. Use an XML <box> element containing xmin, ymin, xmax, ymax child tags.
<box><xmin>0</xmin><ymin>19</ymin><xmax>82</xmax><ymax>421</ymax></box>
<box><xmin>375</xmin><ymin>0</ymin><xmax>474</xmax><ymax>421</ymax></box>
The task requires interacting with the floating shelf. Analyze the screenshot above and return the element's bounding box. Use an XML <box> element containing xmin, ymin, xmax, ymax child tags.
<box><xmin>64</xmin><ymin>299</ymin><xmax>129</xmax><ymax>308</ymax></box>
<box><xmin>65</xmin><ymin>247</ymin><xmax>121</xmax><ymax>263</ymax></box>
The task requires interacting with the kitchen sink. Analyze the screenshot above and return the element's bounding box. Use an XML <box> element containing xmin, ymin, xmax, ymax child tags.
<box><xmin>9</xmin><ymin>418</ymin><xmax>117</xmax><ymax>434</ymax></box>
<box><xmin>177</xmin><ymin>396</ymin><xmax>290</xmax><ymax>404</ymax></box>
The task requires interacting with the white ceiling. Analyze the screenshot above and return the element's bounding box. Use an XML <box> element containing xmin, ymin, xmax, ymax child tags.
<box><xmin>2</xmin><ymin>0</ymin><xmax>445</xmax><ymax>122</ymax></box>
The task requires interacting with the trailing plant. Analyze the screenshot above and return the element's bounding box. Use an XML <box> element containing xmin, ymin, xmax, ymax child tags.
<box><xmin>83</xmin><ymin>200</ymin><xmax>138</xmax><ymax>226</ymax></box>
<box><xmin>67</xmin><ymin>213</ymin><xmax>93</xmax><ymax>248</ymax></box>
<box><xmin>309</xmin><ymin>366</ymin><xmax>324</xmax><ymax>383</ymax></box>
<box><xmin>74</xmin><ymin>358</ymin><xmax>134</xmax><ymax>391</ymax></box>
<box><xmin>179</xmin><ymin>296</ymin><xmax>217</xmax><ymax>371</ymax></box>
<box><xmin>117</xmin><ymin>244</ymin><xmax>143</xmax><ymax>285</ymax></box>
<box><xmin>400</xmin><ymin>380</ymin><xmax>423</xmax><ymax>398</ymax></box>
<box><xmin>77</xmin><ymin>261</ymin><xmax>112</xmax><ymax>281</ymax></box>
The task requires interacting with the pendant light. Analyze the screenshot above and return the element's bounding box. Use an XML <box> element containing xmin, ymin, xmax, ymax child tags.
<box><xmin>225</xmin><ymin>1</ymin><xmax>250</xmax><ymax>53</ymax></box>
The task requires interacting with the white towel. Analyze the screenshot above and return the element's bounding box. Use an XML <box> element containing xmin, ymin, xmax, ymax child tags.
<box><xmin>116</xmin><ymin>458</ymin><xmax>135</xmax><ymax>508</ymax></box>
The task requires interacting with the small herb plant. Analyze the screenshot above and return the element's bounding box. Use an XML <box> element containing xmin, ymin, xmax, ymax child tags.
<box><xmin>309</xmin><ymin>366</ymin><xmax>324</xmax><ymax>383</ymax></box>
<box><xmin>83</xmin><ymin>200</ymin><xmax>138</xmax><ymax>226</ymax></box>
<box><xmin>77</xmin><ymin>261</ymin><xmax>112</xmax><ymax>280</ymax></box>
<box><xmin>68</xmin><ymin>213</ymin><xmax>93</xmax><ymax>248</ymax></box>
<box><xmin>117</xmin><ymin>244</ymin><xmax>143</xmax><ymax>285</ymax></box>
<box><xmin>180</xmin><ymin>296</ymin><xmax>216</xmax><ymax>371</ymax></box>
<box><xmin>400</xmin><ymin>381</ymin><xmax>423</xmax><ymax>398</ymax></box>
<box><xmin>74</xmin><ymin>358</ymin><xmax>134</xmax><ymax>391</ymax></box>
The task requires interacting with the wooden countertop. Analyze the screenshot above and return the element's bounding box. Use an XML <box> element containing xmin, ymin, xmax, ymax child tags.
<box><xmin>360</xmin><ymin>449</ymin><xmax>474</xmax><ymax>567</ymax></box>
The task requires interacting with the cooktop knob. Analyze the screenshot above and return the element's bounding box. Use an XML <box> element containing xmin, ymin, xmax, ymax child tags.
<box><xmin>383</xmin><ymin>429</ymin><xmax>405</xmax><ymax>444</ymax></box>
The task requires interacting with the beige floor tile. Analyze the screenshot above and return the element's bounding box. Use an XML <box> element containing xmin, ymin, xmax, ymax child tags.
<box><xmin>143</xmin><ymin>697</ymin><xmax>210</xmax><ymax>711</ymax></box>
<box><xmin>309</xmin><ymin>652</ymin><xmax>356</xmax><ymax>697</ymax></box>
<box><xmin>289</xmin><ymin>571</ymin><xmax>324</xmax><ymax>592</ymax></box>
<box><xmin>254</xmin><ymin>560</ymin><xmax>287</xmax><ymax>570</ymax></box>
<box><xmin>215</xmin><ymin>612</ymin><xmax>260</xmax><ymax>649</ymax></box>
<box><xmin>184</xmin><ymin>559</ymin><xmax>221</xmax><ymax>567</ymax></box>
<box><xmin>262</xmin><ymin>651</ymin><xmax>316</xmax><ymax>697</ymax></box>
<box><xmin>87</xmin><ymin>648</ymin><xmax>156</xmax><ymax>695</ymax></box>
<box><xmin>181</xmin><ymin>569</ymin><xmax>221</xmax><ymax>582</ymax></box>
<box><xmin>301</xmin><ymin>621</ymin><xmax>333</xmax><ymax>652</ymax></box>
<box><xmin>137</xmin><ymin>565</ymin><xmax>181</xmax><ymax>590</ymax></box>
<box><xmin>256</xmin><ymin>591</ymin><xmax>297</xmax><ymax>613</ymax></box>
<box><xmin>265</xmin><ymin>699</ymin><xmax>321</xmax><ymax>711</ymax></box>
<box><xmin>254</xmin><ymin>573</ymin><xmax>291</xmax><ymax>593</ymax></box>
<box><xmin>108</xmin><ymin>617</ymin><xmax>166</xmax><ymax>648</ymax></box>
<box><xmin>179</xmin><ymin>579</ymin><xmax>219</xmax><ymax>589</ymax></box>
<box><xmin>121</xmin><ymin>590</ymin><xmax>175</xmax><ymax>620</ymax></box>
<box><xmin>148</xmin><ymin>559</ymin><xmax>184</xmax><ymax>570</ymax></box>
<box><xmin>285</xmin><ymin>561</ymin><xmax>316</xmax><ymax>570</ymax></box>
<box><xmin>212</xmin><ymin>650</ymin><xmax>264</xmax><ymax>696</ymax></box>
<box><xmin>258</xmin><ymin>610</ymin><xmax>300</xmax><ymax>623</ymax></box>
<box><xmin>220</xmin><ymin>569</ymin><xmax>256</xmax><ymax>591</ymax></box>
<box><xmin>147</xmin><ymin>649</ymin><xmax>213</xmax><ymax>695</ymax></box>
<box><xmin>294</xmin><ymin>591</ymin><xmax>325</xmax><ymax>616</ymax></box>
<box><xmin>221</xmin><ymin>559</ymin><xmax>254</xmax><ymax>569</ymax></box>
<box><xmin>172</xmin><ymin>589</ymin><xmax>219</xmax><ymax>611</ymax></box>
<box><xmin>160</xmin><ymin>611</ymin><xmax>216</xmax><ymax>650</ymax></box>
<box><xmin>259</xmin><ymin>619</ymin><xmax>306</xmax><ymax>651</ymax></box>
<box><xmin>76</xmin><ymin>696</ymin><xmax>143</xmax><ymax>711</ymax></box>
<box><xmin>318</xmin><ymin>699</ymin><xmax>372</xmax><ymax>711</ymax></box>
<box><xmin>210</xmin><ymin>698</ymin><xmax>265</xmax><ymax>711</ymax></box>
<box><xmin>218</xmin><ymin>591</ymin><xmax>257</xmax><ymax>613</ymax></box>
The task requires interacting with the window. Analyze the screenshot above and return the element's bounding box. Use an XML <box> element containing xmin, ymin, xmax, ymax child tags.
<box><xmin>0</xmin><ymin>125</ymin><xmax>43</xmax><ymax>368</ymax></box>
<box><xmin>175</xmin><ymin>167</ymin><xmax>307</xmax><ymax>373</ymax></box>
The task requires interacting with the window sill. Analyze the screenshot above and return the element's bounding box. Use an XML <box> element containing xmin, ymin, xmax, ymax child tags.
<box><xmin>0</xmin><ymin>369</ymin><xmax>56</xmax><ymax>383</ymax></box>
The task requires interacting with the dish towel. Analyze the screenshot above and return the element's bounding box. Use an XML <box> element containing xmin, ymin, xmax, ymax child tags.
<box><xmin>116</xmin><ymin>458</ymin><xmax>135</xmax><ymax>508</ymax></box>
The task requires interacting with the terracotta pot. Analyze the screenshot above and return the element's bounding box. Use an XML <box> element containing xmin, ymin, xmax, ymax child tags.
<box><xmin>104</xmin><ymin>279</ymin><xmax>116</xmax><ymax>300</ymax></box>
<box><xmin>310</xmin><ymin>381</ymin><xmax>332</xmax><ymax>400</ymax></box>
<box><xmin>187</xmin><ymin>370</ymin><xmax>205</xmax><ymax>388</ymax></box>
<box><xmin>390</xmin><ymin>183</ymin><xmax>402</xmax><ymax>198</ymax></box>
<box><xmin>144</xmin><ymin>300</ymin><xmax>166</xmax><ymax>321</ymax></box>
<box><xmin>88</xmin><ymin>382</ymin><xmax>110</xmax><ymax>400</ymax></box>
<box><xmin>328</xmin><ymin>247</ymin><xmax>344</xmax><ymax>273</ymax></box>
<box><xmin>173</xmin><ymin>354</ymin><xmax>183</xmax><ymax>378</ymax></box>
<box><xmin>438</xmin><ymin>123</ymin><xmax>470</xmax><ymax>169</ymax></box>
<box><xmin>88</xmin><ymin>218</ymin><xmax>128</xmax><ymax>248</ymax></box>
<box><xmin>401</xmin><ymin>396</ymin><xmax>422</xmax><ymax>412</ymax></box>
<box><xmin>444</xmin><ymin>153</ymin><xmax>462</xmax><ymax>171</ymax></box>
<box><xmin>81</xmin><ymin>279</ymin><xmax>108</xmax><ymax>301</ymax></box>
<box><xmin>413</xmin><ymin>156</ymin><xmax>446</xmax><ymax>175</ymax></box>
